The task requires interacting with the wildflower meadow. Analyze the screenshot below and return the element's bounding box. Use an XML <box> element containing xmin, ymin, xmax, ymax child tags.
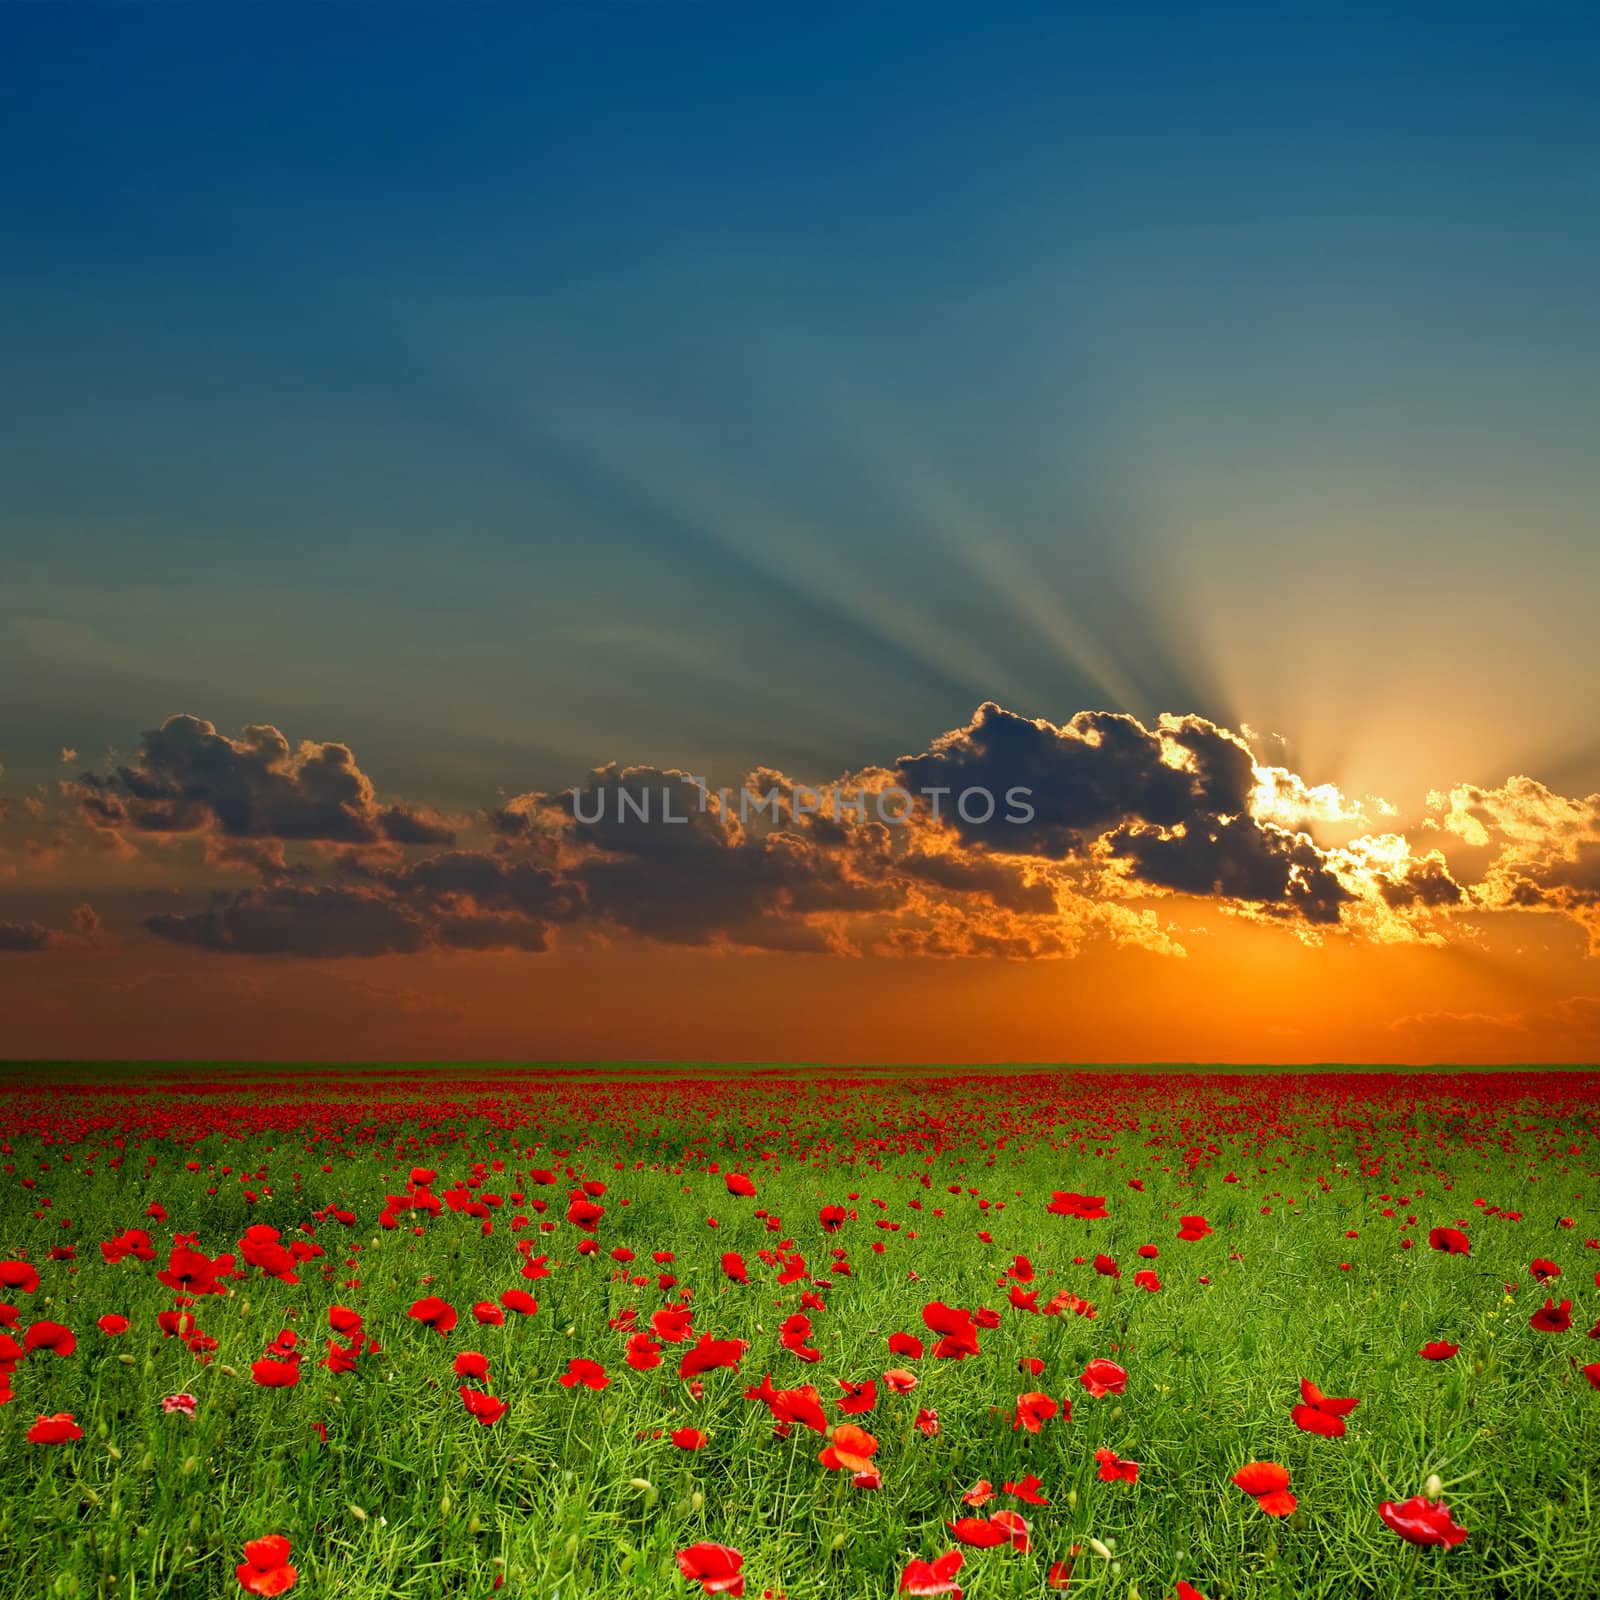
<box><xmin>1</xmin><ymin>1064</ymin><xmax>1596</xmax><ymax>1600</ymax></box>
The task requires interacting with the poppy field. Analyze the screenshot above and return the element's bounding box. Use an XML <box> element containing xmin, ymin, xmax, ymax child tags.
<box><xmin>1</xmin><ymin>1065</ymin><xmax>1597</xmax><ymax>1600</ymax></box>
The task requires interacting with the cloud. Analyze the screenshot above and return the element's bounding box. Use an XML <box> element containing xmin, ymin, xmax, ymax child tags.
<box><xmin>72</xmin><ymin>715</ymin><xmax>455</xmax><ymax>849</ymax></box>
<box><xmin>0</xmin><ymin>903</ymin><xmax>102</xmax><ymax>954</ymax></box>
<box><xmin>30</xmin><ymin>703</ymin><xmax>1599</xmax><ymax>963</ymax></box>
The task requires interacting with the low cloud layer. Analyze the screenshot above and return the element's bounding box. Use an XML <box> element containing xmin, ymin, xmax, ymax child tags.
<box><xmin>3</xmin><ymin>706</ymin><xmax>1594</xmax><ymax>962</ymax></box>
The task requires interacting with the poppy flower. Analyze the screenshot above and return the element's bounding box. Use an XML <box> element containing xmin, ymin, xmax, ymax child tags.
<box><xmin>819</xmin><ymin>1423</ymin><xmax>878</xmax><ymax>1473</ymax></box>
<box><xmin>922</xmin><ymin>1302</ymin><xmax>979</xmax><ymax>1360</ymax></box>
<box><xmin>883</xmin><ymin>1367</ymin><xmax>918</xmax><ymax>1393</ymax></box>
<box><xmin>724</xmin><ymin>1173</ymin><xmax>756</xmax><ymax>1198</ymax></box>
<box><xmin>1078</xmin><ymin>1358</ymin><xmax>1128</xmax><ymax>1397</ymax></box>
<box><xmin>720</xmin><ymin>1251</ymin><xmax>749</xmax><ymax>1283</ymax></box>
<box><xmin>1177</xmin><ymin>1216</ymin><xmax>1213</xmax><ymax>1242</ymax></box>
<box><xmin>559</xmin><ymin>1357</ymin><xmax>610</xmax><ymax>1390</ymax></box>
<box><xmin>1171</xmin><ymin>1585</ymin><xmax>1208</xmax><ymax>1600</ymax></box>
<box><xmin>1418</xmin><ymin>1341</ymin><xmax>1458</xmax><ymax>1361</ymax></box>
<box><xmin>743</xmin><ymin>1374</ymin><xmax>829</xmax><ymax>1433</ymax></box>
<box><xmin>499</xmin><ymin>1289</ymin><xmax>538</xmax><ymax>1316</ymax></box>
<box><xmin>1047</xmin><ymin>1553</ymin><xmax>1081</xmax><ymax>1589</ymax></box>
<box><xmin>1003</xmin><ymin>1474</ymin><xmax>1050</xmax><ymax>1505</ymax></box>
<box><xmin>679</xmin><ymin>1332</ymin><xmax>746</xmax><ymax>1379</ymax></box>
<box><xmin>946</xmin><ymin>1517</ymin><xmax>1009</xmax><ymax>1548</ymax></box>
<box><xmin>1529</xmin><ymin>1297</ymin><xmax>1572</xmax><ymax>1332</ymax></box>
<box><xmin>0</xmin><ymin>1261</ymin><xmax>39</xmax><ymax>1294</ymax></box>
<box><xmin>251</xmin><ymin>1358</ymin><xmax>301</xmax><ymax>1388</ymax></box>
<box><xmin>837</xmin><ymin>1377</ymin><xmax>878</xmax><ymax>1415</ymax></box>
<box><xmin>1095</xmin><ymin>1447</ymin><xmax>1139</xmax><ymax>1482</ymax></box>
<box><xmin>329</xmin><ymin>1305</ymin><xmax>363</xmax><ymax>1335</ymax></box>
<box><xmin>97</xmin><ymin>1313</ymin><xmax>131</xmax><ymax>1335</ymax></box>
<box><xmin>408</xmin><ymin>1297</ymin><xmax>457</xmax><ymax>1335</ymax></box>
<box><xmin>1378</xmin><ymin>1495</ymin><xmax>1468</xmax><ymax>1547</ymax></box>
<box><xmin>1428</xmin><ymin>1227</ymin><xmax>1471</xmax><ymax>1255</ymax></box>
<box><xmin>961</xmin><ymin>1480</ymin><xmax>995</xmax><ymax>1507</ymax></box>
<box><xmin>675</xmin><ymin>1542</ymin><xmax>745</xmax><ymax>1596</ymax></box>
<box><xmin>1048</xmin><ymin>1191</ymin><xmax>1109</xmax><ymax>1220</ymax></box>
<box><xmin>1291</xmin><ymin>1378</ymin><xmax>1361</xmax><ymax>1438</ymax></box>
<box><xmin>898</xmin><ymin>1550</ymin><xmax>963</xmax><ymax>1597</ymax></box>
<box><xmin>1581</xmin><ymin>1362</ymin><xmax>1600</xmax><ymax>1389</ymax></box>
<box><xmin>989</xmin><ymin>1510</ymin><xmax>1031</xmax><ymax>1552</ymax></box>
<box><xmin>888</xmin><ymin>1332</ymin><xmax>924</xmax><ymax>1359</ymax></box>
<box><xmin>27</xmin><ymin>1412</ymin><xmax>82</xmax><ymax>1444</ymax></box>
<box><xmin>914</xmin><ymin>1407</ymin><xmax>940</xmax><ymax>1437</ymax></box>
<box><xmin>236</xmin><ymin>1534</ymin><xmax>299</xmax><ymax>1595</ymax></box>
<box><xmin>162</xmin><ymin>1393</ymin><xmax>198</xmax><ymax>1417</ymax></box>
<box><xmin>819</xmin><ymin>1204</ymin><xmax>848</xmax><ymax>1232</ymax></box>
<box><xmin>1013</xmin><ymin>1391</ymin><xmax>1059</xmax><ymax>1432</ymax></box>
<box><xmin>672</xmin><ymin>1427</ymin><xmax>708</xmax><ymax>1450</ymax></box>
<box><xmin>1232</xmin><ymin>1461</ymin><xmax>1295</xmax><ymax>1516</ymax></box>
<box><xmin>1530</xmin><ymin>1257</ymin><xmax>1561</xmax><ymax>1282</ymax></box>
<box><xmin>459</xmin><ymin>1386</ymin><xmax>507</xmax><ymax>1425</ymax></box>
<box><xmin>472</xmin><ymin>1301</ymin><xmax>505</xmax><ymax>1326</ymax></box>
<box><xmin>454</xmin><ymin>1350</ymin><xmax>490</xmax><ymax>1380</ymax></box>
<box><xmin>1133</xmin><ymin>1269</ymin><xmax>1162</xmax><ymax>1292</ymax></box>
<box><xmin>23</xmin><ymin>1320</ymin><xmax>75</xmax><ymax>1357</ymax></box>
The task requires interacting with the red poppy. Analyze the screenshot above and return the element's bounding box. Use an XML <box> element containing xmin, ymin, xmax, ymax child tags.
<box><xmin>1172</xmin><ymin>1585</ymin><xmax>1208</xmax><ymax>1600</ymax></box>
<box><xmin>1428</xmin><ymin>1227</ymin><xmax>1470</xmax><ymax>1255</ymax></box>
<box><xmin>1133</xmin><ymin>1269</ymin><xmax>1162</xmax><ymax>1292</ymax></box>
<box><xmin>914</xmin><ymin>1407</ymin><xmax>940</xmax><ymax>1436</ymax></box>
<box><xmin>329</xmin><ymin>1305</ymin><xmax>363</xmax><ymax>1335</ymax></box>
<box><xmin>251</xmin><ymin>1358</ymin><xmax>301</xmax><ymax>1388</ymax></box>
<box><xmin>472</xmin><ymin>1301</ymin><xmax>505</xmax><ymax>1326</ymax></box>
<box><xmin>27</xmin><ymin>1412</ymin><xmax>82</xmax><ymax>1444</ymax></box>
<box><xmin>888</xmin><ymin>1332</ymin><xmax>924</xmax><ymax>1359</ymax></box>
<box><xmin>1047</xmin><ymin>1192</ymin><xmax>1108</xmax><ymax>1220</ymax></box>
<box><xmin>1078</xmin><ymin>1358</ymin><xmax>1127</xmax><ymax>1397</ymax></box>
<box><xmin>679</xmin><ymin>1332</ymin><xmax>746</xmax><ymax>1380</ymax></box>
<box><xmin>1378</xmin><ymin>1495</ymin><xmax>1468</xmax><ymax>1547</ymax></box>
<box><xmin>672</xmin><ymin>1427</ymin><xmax>709</xmax><ymax>1450</ymax></box>
<box><xmin>724</xmin><ymin>1173</ymin><xmax>756</xmax><ymax>1197</ymax></box>
<box><xmin>1177</xmin><ymin>1216</ymin><xmax>1212</xmax><ymax>1241</ymax></box>
<box><xmin>922</xmin><ymin>1302</ymin><xmax>979</xmax><ymax>1359</ymax></box>
<box><xmin>819</xmin><ymin>1204</ymin><xmax>848</xmax><ymax>1232</ymax></box>
<box><xmin>882</xmin><ymin>1367</ymin><xmax>918</xmax><ymax>1394</ymax></box>
<box><xmin>0</xmin><ymin>1261</ymin><xmax>39</xmax><ymax>1294</ymax></box>
<box><xmin>459</xmin><ymin>1387</ymin><xmax>507</xmax><ymax>1426</ymax></box>
<box><xmin>1232</xmin><ymin>1461</ymin><xmax>1295</xmax><ymax>1516</ymax></box>
<box><xmin>1013</xmin><ymin>1391</ymin><xmax>1059</xmax><ymax>1432</ymax></box>
<box><xmin>946</xmin><ymin>1517</ymin><xmax>1009</xmax><ymax>1548</ymax></box>
<box><xmin>1581</xmin><ymin>1362</ymin><xmax>1600</xmax><ymax>1389</ymax></box>
<box><xmin>97</xmin><ymin>1314</ymin><xmax>131</xmax><ymax>1336</ymax></box>
<box><xmin>454</xmin><ymin>1350</ymin><xmax>490</xmax><ymax>1380</ymax></box>
<box><xmin>559</xmin><ymin>1357</ymin><xmax>610</xmax><ymax>1390</ymax></box>
<box><xmin>675</xmin><ymin>1542</ymin><xmax>745</xmax><ymax>1596</ymax></box>
<box><xmin>819</xmin><ymin>1422</ymin><xmax>879</xmax><ymax>1473</ymax></box>
<box><xmin>408</xmin><ymin>1296</ymin><xmax>457</xmax><ymax>1335</ymax></box>
<box><xmin>1291</xmin><ymin>1378</ymin><xmax>1361</xmax><ymax>1438</ymax></box>
<box><xmin>1529</xmin><ymin>1297</ymin><xmax>1573</xmax><ymax>1332</ymax></box>
<box><xmin>837</xmin><ymin>1377</ymin><xmax>878</xmax><ymax>1414</ymax></box>
<box><xmin>1530</xmin><ymin>1257</ymin><xmax>1561</xmax><ymax>1281</ymax></box>
<box><xmin>22</xmin><ymin>1320</ymin><xmax>76</xmax><ymax>1357</ymax></box>
<box><xmin>962</xmin><ymin>1480</ymin><xmax>995</xmax><ymax>1506</ymax></box>
<box><xmin>743</xmin><ymin>1373</ymin><xmax>829</xmax><ymax>1433</ymax></box>
<box><xmin>898</xmin><ymin>1550</ymin><xmax>963</xmax><ymax>1596</ymax></box>
<box><xmin>499</xmin><ymin>1289</ymin><xmax>538</xmax><ymax>1316</ymax></box>
<box><xmin>1003</xmin><ymin>1474</ymin><xmax>1050</xmax><ymax>1505</ymax></box>
<box><xmin>720</xmin><ymin>1251</ymin><xmax>749</xmax><ymax>1283</ymax></box>
<box><xmin>236</xmin><ymin>1534</ymin><xmax>299</xmax><ymax>1595</ymax></box>
<box><xmin>1419</xmin><ymin>1341</ymin><xmax>1458</xmax><ymax>1360</ymax></box>
<box><xmin>1047</xmin><ymin>1553</ymin><xmax>1081</xmax><ymax>1589</ymax></box>
<box><xmin>1095</xmin><ymin>1446</ymin><xmax>1139</xmax><ymax>1482</ymax></box>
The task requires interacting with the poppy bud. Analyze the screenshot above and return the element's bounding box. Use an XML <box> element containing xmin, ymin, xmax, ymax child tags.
<box><xmin>831</xmin><ymin>1533</ymin><xmax>847</xmax><ymax>1550</ymax></box>
<box><xmin>564</xmin><ymin>1536</ymin><xmax>579</xmax><ymax>1558</ymax></box>
<box><xmin>1088</xmin><ymin>1538</ymin><xmax>1112</xmax><ymax>1560</ymax></box>
<box><xmin>117</xmin><ymin>1354</ymin><xmax>135</xmax><ymax>1366</ymax></box>
<box><xmin>1425</xmin><ymin>1474</ymin><xmax>1443</xmax><ymax>1499</ymax></box>
<box><xmin>181</xmin><ymin>1457</ymin><xmax>198</xmax><ymax>1475</ymax></box>
<box><xmin>630</xmin><ymin>1479</ymin><xmax>652</xmax><ymax>1492</ymax></box>
<box><xmin>691</xmin><ymin>1492</ymin><xmax>704</xmax><ymax>1512</ymax></box>
<box><xmin>349</xmin><ymin>1504</ymin><xmax>368</xmax><ymax>1521</ymax></box>
<box><xmin>469</xmin><ymin>1516</ymin><xmax>484</xmax><ymax>1534</ymax></box>
<box><xmin>1067</xmin><ymin>1490</ymin><xmax>1078</xmax><ymax>1509</ymax></box>
<box><xmin>1110</xmin><ymin>1405</ymin><xmax>1122</xmax><ymax>1423</ymax></box>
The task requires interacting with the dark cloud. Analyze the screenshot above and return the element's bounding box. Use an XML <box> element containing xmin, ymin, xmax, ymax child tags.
<box><xmin>0</xmin><ymin>921</ymin><xmax>54</xmax><ymax>953</ymax></box>
<box><xmin>147</xmin><ymin>885</ymin><xmax>430</xmax><ymax>958</ymax></box>
<box><xmin>74</xmin><ymin>716</ymin><xmax>454</xmax><ymax>847</ymax></box>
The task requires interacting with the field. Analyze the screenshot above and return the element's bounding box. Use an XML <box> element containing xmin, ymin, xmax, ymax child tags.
<box><xmin>1</xmin><ymin>1064</ymin><xmax>1597</xmax><ymax>1600</ymax></box>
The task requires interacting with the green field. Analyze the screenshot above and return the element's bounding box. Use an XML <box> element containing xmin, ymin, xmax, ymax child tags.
<box><xmin>1</xmin><ymin>1065</ymin><xmax>1596</xmax><ymax>1600</ymax></box>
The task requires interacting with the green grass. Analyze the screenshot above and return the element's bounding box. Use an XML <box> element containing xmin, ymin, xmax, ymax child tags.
<box><xmin>0</xmin><ymin>1066</ymin><xmax>1596</xmax><ymax>1600</ymax></box>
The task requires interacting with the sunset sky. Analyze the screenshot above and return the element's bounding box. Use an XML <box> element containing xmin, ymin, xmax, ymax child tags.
<box><xmin>3</xmin><ymin>4</ymin><xmax>1598</xmax><ymax>1062</ymax></box>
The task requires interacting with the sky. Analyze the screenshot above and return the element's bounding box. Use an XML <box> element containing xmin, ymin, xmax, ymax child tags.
<box><xmin>2</xmin><ymin>2</ymin><xmax>1598</xmax><ymax>1062</ymax></box>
